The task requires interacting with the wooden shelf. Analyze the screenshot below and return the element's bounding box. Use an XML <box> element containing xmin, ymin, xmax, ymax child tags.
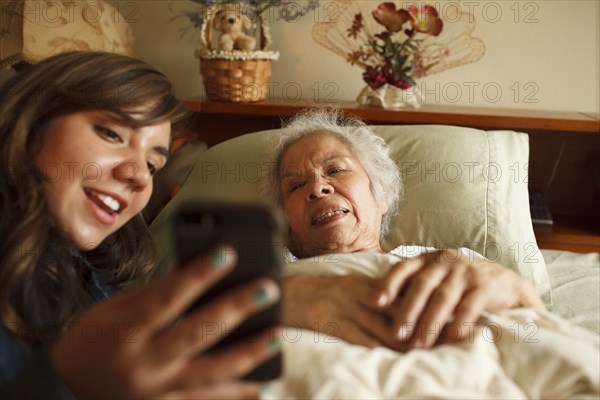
<box><xmin>184</xmin><ymin>98</ymin><xmax>600</xmax><ymax>134</ymax></box>
<box><xmin>534</xmin><ymin>216</ymin><xmax>600</xmax><ymax>253</ymax></box>
<box><xmin>182</xmin><ymin>98</ymin><xmax>600</xmax><ymax>253</ymax></box>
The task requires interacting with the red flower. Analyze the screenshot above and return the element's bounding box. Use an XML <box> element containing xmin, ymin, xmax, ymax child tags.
<box><xmin>381</xmin><ymin>58</ymin><xmax>414</xmax><ymax>89</ymax></box>
<box><xmin>390</xmin><ymin>79</ymin><xmax>412</xmax><ymax>89</ymax></box>
<box><xmin>374</xmin><ymin>31</ymin><xmax>391</xmax><ymax>41</ymax></box>
<box><xmin>363</xmin><ymin>66</ymin><xmax>387</xmax><ymax>89</ymax></box>
<box><xmin>372</xmin><ymin>2</ymin><xmax>409</xmax><ymax>33</ymax></box>
<box><xmin>347</xmin><ymin>13</ymin><xmax>364</xmax><ymax>39</ymax></box>
<box><xmin>347</xmin><ymin>51</ymin><xmax>363</xmax><ymax>65</ymax></box>
<box><xmin>408</xmin><ymin>4</ymin><xmax>443</xmax><ymax>36</ymax></box>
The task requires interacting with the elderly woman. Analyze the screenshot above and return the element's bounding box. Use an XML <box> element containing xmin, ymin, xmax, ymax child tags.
<box><xmin>265</xmin><ymin>108</ymin><xmax>546</xmax><ymax>350</ymax></box>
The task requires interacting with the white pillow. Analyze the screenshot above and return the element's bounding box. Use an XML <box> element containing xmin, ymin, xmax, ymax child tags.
<box><xmin>149</xmin><ymin>125</ymin><xmax>551</xmax><ymax>303</ymax></box>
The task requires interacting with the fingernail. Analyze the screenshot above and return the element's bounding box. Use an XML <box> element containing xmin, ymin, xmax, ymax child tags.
<box><xmin>377</xmin><ymin>292</ymin><xmax>389</xmax><ymax>307</ymax></box>
<box><xmin>212</xmin><ymin>246</ymin><xmax>235</xmax><ymax>268</ymax></box>
<box><xmin>397</xmin><ymin>324</ymin><xmax>412</xmax><ymax>341</ymax></box>
<box><xmin>260</xmin><ymin>384</ymin><xmax>272</xmax><ymax>398</ymax></box>
<box><xmin>267</xmin><ymin>337</ymin><xmax>282</xmax><ymax>354</ymax></box>
<box><xmin>252</xmin><ymin>287</ymin><xmax>271</xmax><ymax>305</ymax></box>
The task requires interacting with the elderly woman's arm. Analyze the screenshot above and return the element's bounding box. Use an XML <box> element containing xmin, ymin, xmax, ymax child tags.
<box><xmin>376</xmin><ymin>249</ymin><xmax>546</xmax><ymax>349</ymax></box>
<box><xmin>283</xmin><ymin>275</ymin><xmax>407</xmax><ymax>351</ymax></box>
<box><xmin>283</xmin><ymin>249</ymin><xmax>545</xmax><ymax>352</ymax></box>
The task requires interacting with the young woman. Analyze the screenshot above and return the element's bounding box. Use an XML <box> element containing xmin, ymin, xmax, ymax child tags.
<box><xmin>0</xmin><ymin>51</ymin><xmax>281</xmax><ymax>399</ymax></box>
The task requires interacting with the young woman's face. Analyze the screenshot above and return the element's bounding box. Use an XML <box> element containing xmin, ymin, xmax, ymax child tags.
<box><xmin>36</xmin><ymin>111</ymin><xmax>171</xmax><ymax>249</ymax></box>
<box><xmin>279</xmin><ymin>132</ymin><xmax>388</xmax><ymax>257</ymax></box>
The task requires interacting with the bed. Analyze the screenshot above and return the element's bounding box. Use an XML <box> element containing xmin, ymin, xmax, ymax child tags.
<box><xmin>149</xmin><ymin>125</ymin><xmax>599</xmax><ymax>399</ymax></box>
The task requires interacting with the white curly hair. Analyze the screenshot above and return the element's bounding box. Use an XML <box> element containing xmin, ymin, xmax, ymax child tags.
<box><xmin>261</xmin><ymin>108</ymin><xmax>402</xmax><ymax>240</ymax></box>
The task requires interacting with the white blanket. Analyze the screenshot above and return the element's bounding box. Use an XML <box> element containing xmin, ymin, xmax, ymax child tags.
<box><xmin>266</xmin><ymin>252</ymin><xmax>600</xmax><ymax>399</ymax></box>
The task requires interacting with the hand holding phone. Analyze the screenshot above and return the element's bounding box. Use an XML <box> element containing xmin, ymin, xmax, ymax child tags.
<box><xmin>172</xmin><ymin>201</ymin><xmax>285</xmax><ymax>381</ymax></box>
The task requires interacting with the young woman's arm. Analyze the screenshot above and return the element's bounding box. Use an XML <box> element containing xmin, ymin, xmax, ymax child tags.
<box><xmin>3</xmin><ymin>247</ymin><xmax>281</xmax><ymax>399</ymax></box>
<box><xmin>1</xmin><ymin>345</ymin><xmax>76</xmax><ymax>400</ymax></box>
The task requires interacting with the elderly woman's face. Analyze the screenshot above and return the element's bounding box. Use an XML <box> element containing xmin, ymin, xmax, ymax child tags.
<box><xmin>279</xmin><ymin>132</ymin><xmax>388</xmax><ymax>257</ymax></box>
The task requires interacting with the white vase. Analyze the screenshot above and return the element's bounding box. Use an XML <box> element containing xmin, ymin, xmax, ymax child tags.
<box><xmin>356</xmin><ymin>84</ymin><xmax>423</xmax><ymax>109</ymax></box>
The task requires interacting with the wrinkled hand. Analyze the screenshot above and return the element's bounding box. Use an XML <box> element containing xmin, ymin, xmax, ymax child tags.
<box><xmin>376</xmin><ymin>249</ymin><xmax>546</xmax><ymax>349</ymax></box>
<box><xmin>52</xmin><ymin>247</ymin><xmax>281</xmax><ymax>400</ymax></box>
<box><xmin>283</xmin><ymin>274</ymin><xmax>405</xmax><ymax>350</ymax></box>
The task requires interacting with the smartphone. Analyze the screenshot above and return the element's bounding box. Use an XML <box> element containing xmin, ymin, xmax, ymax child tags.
<box><xmin>172</xmin><ymin>201</ymin><xmax>285</xmax><ymax>381</ymax></box>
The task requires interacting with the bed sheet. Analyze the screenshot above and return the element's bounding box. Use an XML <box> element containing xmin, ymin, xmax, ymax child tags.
<box><xmin>264</xmin><ymin>250</ymin><xmax>600</xmax><ymax>399</ymax></box>
<box><xmin>542</xmin><ymin>249</ymin><xmax>600</xmax><ymax>335</ymax></box>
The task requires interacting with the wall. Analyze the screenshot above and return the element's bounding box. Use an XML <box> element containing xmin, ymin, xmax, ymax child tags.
<box><xmin>121</xmin><ymin>0</ymin><xmax>599</xmax><ymax>114</ymax></box>
<box><xmin>271</xmin><ymin>0</ymin><xmax>600</xmax><ymax>113</ymax></box>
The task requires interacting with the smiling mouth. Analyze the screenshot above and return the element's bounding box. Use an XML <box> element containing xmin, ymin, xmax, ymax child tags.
<box><xmin>85</xmin><ymin>189</ymin><xmax>122</xmax><ymax>214</ymax></box>
<box><xmin>312</xmin><ymin>209</ymin><xmax>348</xmax><ymax>225</ymax></box>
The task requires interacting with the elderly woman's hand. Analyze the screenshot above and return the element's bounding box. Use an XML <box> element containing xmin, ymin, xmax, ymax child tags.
<box><xmin>283</xmin><ymin>275</ymin><xmax>407</xmax><ymax>350</ymax></box>
<box><xmin>376</xmin><ymin>249</ymin><xmax>546</xmax><ymax>350</ymax></box>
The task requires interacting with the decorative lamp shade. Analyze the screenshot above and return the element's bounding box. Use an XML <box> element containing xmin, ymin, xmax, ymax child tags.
<box><xmin>0</xmin><ymin>0</ymin><xmax>136</xmax><ymax>69</ymax></box>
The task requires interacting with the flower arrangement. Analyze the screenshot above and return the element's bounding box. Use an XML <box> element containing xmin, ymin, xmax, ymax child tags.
<box><xmin>346</xmin><ymin>2</ymin><xmax>444</xmax><ymax>90</ymax></box>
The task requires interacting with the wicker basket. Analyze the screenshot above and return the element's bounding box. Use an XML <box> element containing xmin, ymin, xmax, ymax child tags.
<box><xmin>199</xmin><ymin>58</ymin><xmax>273</xmax><ymax>102</ymax></box>
<box><xmin>196</xmin><ymin>5</ymin><xmax>279</xmax><ymax>103</ymax></box>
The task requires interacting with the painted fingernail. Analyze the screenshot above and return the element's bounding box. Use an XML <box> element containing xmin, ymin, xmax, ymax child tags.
<box><xmin>267</xmin><ymin>337</ymin><xmax>282</xmax><ymax>354</ymax></box>
<box><xmin>212</xmin><ymin>246</ymin><xmax>235</xmax><ymax>268</ymax></box>
<box><xmin>260</xmin><ymin>384</ymin><xmax>272</xmax><ymax>398</ymax></box>
<box><xmin>252</xmin><ymin>287</ymin><xmax>271</xmax><ymax>305</ymax></box>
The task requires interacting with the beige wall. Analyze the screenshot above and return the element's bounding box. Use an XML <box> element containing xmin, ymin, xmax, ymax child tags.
<box><xmin>9</xmin><ymin>0</ymin><xmax>597</xmax><ymax>113</ymax></box>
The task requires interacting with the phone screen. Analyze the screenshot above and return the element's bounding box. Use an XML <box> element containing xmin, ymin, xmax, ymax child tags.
<box><xmin>172</xmin><ymin>201</ymin><xmax>285</xmax><ymax>381</ymax></box>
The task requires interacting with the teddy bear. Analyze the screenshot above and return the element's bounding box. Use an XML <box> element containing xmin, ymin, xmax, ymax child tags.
<box><xmin>213</xmin><ymin>4</ymin><xmax>256</xmax><ymax>52</ymax></box>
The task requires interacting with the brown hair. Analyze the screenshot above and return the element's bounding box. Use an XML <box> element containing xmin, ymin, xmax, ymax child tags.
<box><xmin>0</xmin><ymin>51</ymin><xmax>188</xmax><ymax>345</ymax></box>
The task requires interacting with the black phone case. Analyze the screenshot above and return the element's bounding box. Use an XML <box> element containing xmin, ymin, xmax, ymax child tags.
<box><xmin>172</xmin><ymin>201</ymin><xmax>284</xmax><ymax>381</ymax></box>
